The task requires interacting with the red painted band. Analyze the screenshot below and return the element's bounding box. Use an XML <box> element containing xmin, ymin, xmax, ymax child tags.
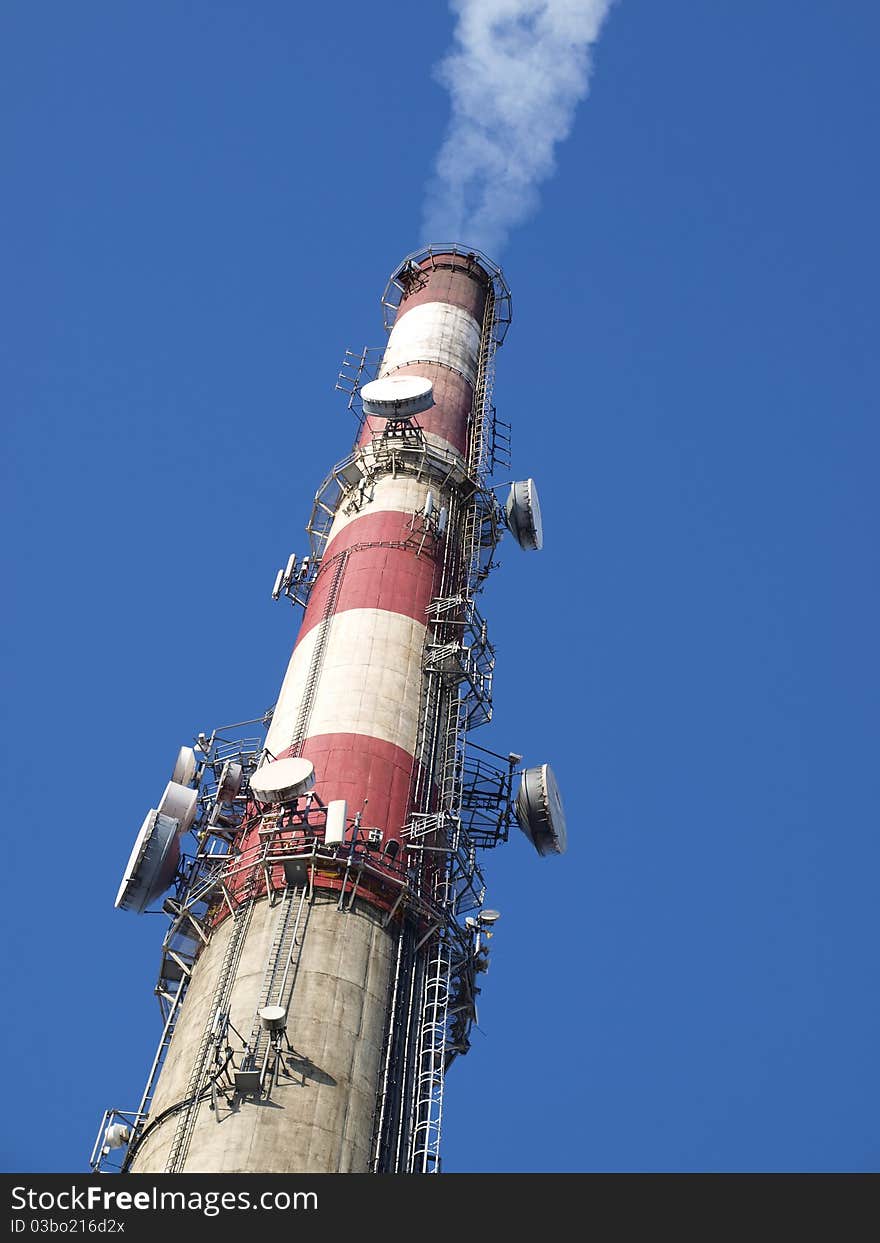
<box><xmin>358</xmin><ymin>363</ymin><xmax>474</xmax><ymax>457</ymax></box>
<box><xmin>296</xmin><ymin>510</ymin><xmax>440</xmax><ymax>642</ymax></box>
<box><xmin>322</xmin><ymin>505</ymin><xmax>435</xmax><ymax>560</ymax></box>
<box><xmin>394</xmin><ymin>256</ymin><xmax>489</xmax><ymax>324</ymax></box>
<box><xmin>223</xmin><ymin>734</ymin><xmax>419</xmax><ymax>912</ymax></box>
<box><xmin>292</xmin><ymin>731</ymin><xmax>415</xmax><ymax>841</ymax></box>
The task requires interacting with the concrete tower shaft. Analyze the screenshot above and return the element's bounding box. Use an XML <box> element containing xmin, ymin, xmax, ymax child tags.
<box><xmin>126</xmin><ymin>252</ymin><xmax>496</xmax><ymax>1174</ymax></box>
<box><xmin>127</xmin><ymin>895</ymin><xmax>394</xmax><ymax>1173</ymax></box>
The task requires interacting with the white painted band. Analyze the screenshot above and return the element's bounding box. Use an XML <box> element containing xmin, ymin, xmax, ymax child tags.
<box><xmin>379</xmin><ymin>302</ymin><xmax>481</xmax><ymax>385</ymax></box>
<box><xmin>328</xmin><ymin>456</ymin><xmax>455</xmax><ymax>544</ymax></box>
<box><xmin>264</xmin><ymin>608</ymin><xmax>427</xmax><ymax>759</ymax></box>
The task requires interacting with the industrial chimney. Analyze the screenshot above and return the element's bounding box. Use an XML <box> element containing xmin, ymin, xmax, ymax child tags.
<box><xmin>93</xmin><ymin>246</ymin><xmax>566</xmax><ymax>1176</ymax></box>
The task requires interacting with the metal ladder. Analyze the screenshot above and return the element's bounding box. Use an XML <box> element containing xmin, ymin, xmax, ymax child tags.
<box><xmin>290</xmin><ymin>548</ymin><xmax>350</xmax><ymax>754</ymax></box>
<box><xmin>467</xmin><ymin>284</ymin><xmax>497</xmax><ymax>485</ymax></box>
<box><xmin>164</xmin><ymin>892</ymin><xmax>256</xmax><ymax>1172</ymax></box>
<box><xmin>460</xmin><ymin>285</ymin><xmax>498</xmax><ymax>592</ymax></box>
<box><xmin>135</xmin><ymin>980</ymin><xmax>190</xmax><ymax>1128</ymax></box>
<box><xmin>242</xmin><ymin>885</ymin><xmax>310</xmax><ymax>1083</ymax></box>
<box><xmin>404</xmin><ymin>288</ymin><xmax>499</xmax><ymax>1173</ymax></box>
<box><xmin>408</xmin><ymin>865</ymin><xmax>455</xmax><ymax>1173</ymax></box>
<box><xmin>438</xmin><ymin>695</ymin><xmax>464</xmax><ymax>811</ymax></box>
<box><xmin>372</xmin><ymin>921</ymin><xmax>427</xmax><ymax>1173</ymax></box>
<box><xmin>404</xmin><ymin>694</ymin><xmax>462</xmax><ymax>1173</ymax></box>
<box><xmin>372</xmin><ymin>290</ymin><xmax>500</xmax><ymax>1174</ymax></box>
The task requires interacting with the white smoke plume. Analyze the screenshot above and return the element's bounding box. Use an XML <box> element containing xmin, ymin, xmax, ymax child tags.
<box><xmin>422</xmin><ymin>0</ymin><xmax>615</xmax><ymax>257</ymax></box>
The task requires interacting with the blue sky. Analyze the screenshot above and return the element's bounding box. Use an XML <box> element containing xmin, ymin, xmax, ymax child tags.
<box><xmin>2</xmin><ymin>1</ymin><xmax>878</xmax><ymax>1173</ymax></box>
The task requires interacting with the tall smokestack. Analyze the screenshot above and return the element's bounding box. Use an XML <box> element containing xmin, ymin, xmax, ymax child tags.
<box><xmin>97</xmin><ymin>246</ymin><xmax>566</xmax><ymax>1176</ymax></box>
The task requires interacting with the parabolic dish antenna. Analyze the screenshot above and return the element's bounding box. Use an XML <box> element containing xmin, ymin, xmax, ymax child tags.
<box><xmin>157</xmin><ymin>781</ymin><xmax>199</xmax><ymax>835</ymax></box>
<box><xmin>250</xmin><ymin>756</ymin><xmax>315</xmax><ymax>805</ymax></box>
<box><xmin>360</xmin><ymin>374</ymin><xmax>434</xmax><ymax>419</ymax></box>
<box><xmin>217</xmin><ymin>759</ymin><xmax>244</xmax><ymax>803</ymax></box>
<box><xmin>171</xmin><ymin>746</ymin><xmax>197</xmax><ymax>787</ymax></box>
<box><xmin>505</xmin><ymin>478</ymin><xmax>543</xmax><ymax>551</ymax></box>
<box><xmin>258</xmin><ymin>1006</ymin><xmax>287</xmax><ymax>1031</ymax></box>
<box><xmin>515</xmin><ymin>764</ymin><xmax>567</xmax><ymax>857</ymax></box>
<box><xmin>115</xmin><ymin>810</ymin><xmax>181</xmax><ymax>913</ymax></box>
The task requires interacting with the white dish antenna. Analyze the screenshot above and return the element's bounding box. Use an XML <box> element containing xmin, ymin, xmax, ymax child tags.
<box><xmin>506</xmin><ymin>478</ymin><xmax>543</xmax><ymax>551</ymax></box>
<box><xmin>515</xmin><ymin>764</ymin><xmax>567</xmax><ymax>857</ymax></box>
<box><xmin>158</xmin><ymin>781</ymin><xmax>199</xmax><ymax>835</ymax></box>
<box><xmin>258</xmin><ymin>1005</ymin><xmax>287</xmax><ymax>1031</ymax></box>
<box><xmin>217</xmin><ymin>759</ymin><xmax>244</xmax><ymax>803</ymax></box>
<box><xmin>250</xmin><ymin>756</ymin><xmax>315</xmax><ymax>805</ymax></box>
<box><xmin>360</xmin><ymin>374</ymin><xmax>434</xmax><ymax>419</ymax></box>
<box><xmin>115</xmin><ymin>809</ymin><xmax>181</xmax><ymax>913</ymax></box>
<box><xmin>171</xmin><ymin>746</ymin><xmax>197</xmax><ymax>787</ymax></box>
